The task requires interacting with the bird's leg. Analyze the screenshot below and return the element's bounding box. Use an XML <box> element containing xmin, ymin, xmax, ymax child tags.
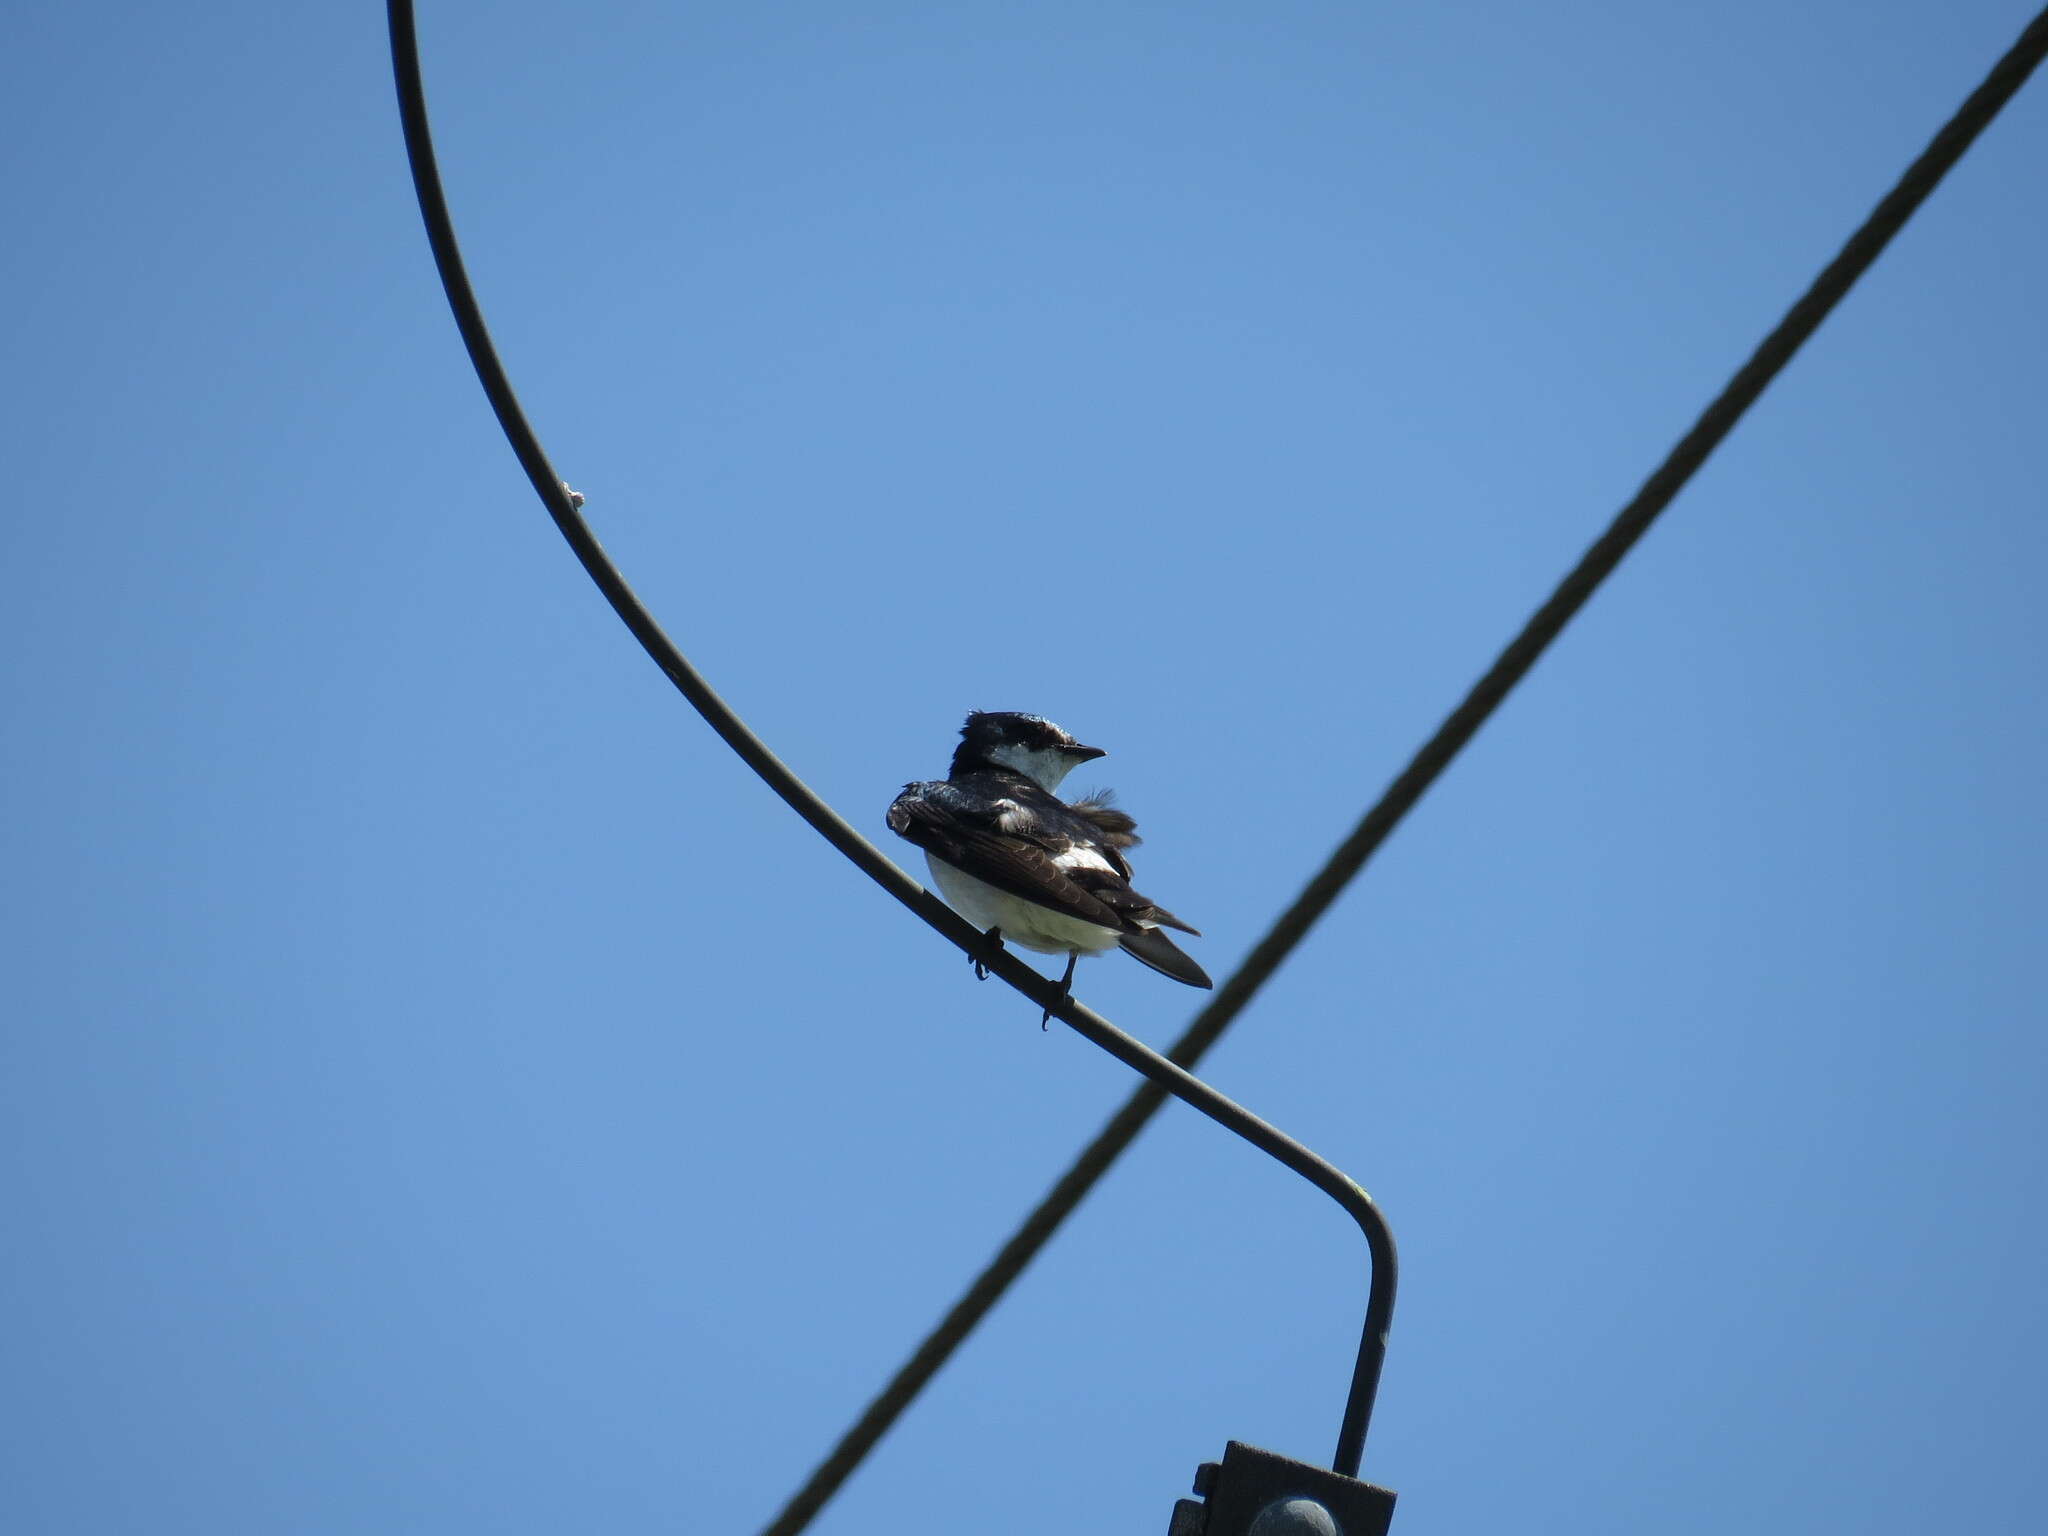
<box><xmin>973</xmin><ymin>926</ymin><xmax>1004</xmax><ymax>980</ymax></box>
<box><xmin>1041</xmin><ymin>950</ymin><xmax>1079</xmax><ymax>1030</ymax></box>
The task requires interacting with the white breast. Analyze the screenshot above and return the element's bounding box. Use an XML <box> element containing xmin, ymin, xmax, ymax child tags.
<box><xmin>926</xmin><ymin>855</ymin><xmax>1123</xmax><ymax>956</ymax></box>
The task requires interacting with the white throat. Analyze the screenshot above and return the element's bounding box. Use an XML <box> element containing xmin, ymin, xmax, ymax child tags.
<box><xmin>987</xmin><ymin>742</ymin><xmax>1084</xmax><ymax>792</ymax></box>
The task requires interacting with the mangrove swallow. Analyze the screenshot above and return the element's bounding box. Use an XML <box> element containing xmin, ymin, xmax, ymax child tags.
<box><xmin>887</xmin><ymin>711</ymin><xmax>1213</xmax><ymax>1023</ymax></box>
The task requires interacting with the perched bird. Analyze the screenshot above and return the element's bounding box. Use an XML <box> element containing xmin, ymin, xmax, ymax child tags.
<box><xmin>887</xmin><ymin>711</ymin><xmax>1212</xmax><ymax>1023</ymax></box>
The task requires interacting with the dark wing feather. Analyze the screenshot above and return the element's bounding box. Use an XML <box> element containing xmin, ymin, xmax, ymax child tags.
<box><xmin>888</xmin><ymin>783</ymin><xmax>1133</xmax><ymax>932</ymax></box>
<box><xmin>1061</xmin><ymin>868</ymin><xmax>1201</xmax><ymax>936</ymax></box>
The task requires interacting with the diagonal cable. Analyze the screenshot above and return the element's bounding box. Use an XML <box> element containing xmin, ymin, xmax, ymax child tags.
<box><xmin>756</xmin><ymin>9</ymin><xmax>2048</xmax><ymax>1533</ymax></box>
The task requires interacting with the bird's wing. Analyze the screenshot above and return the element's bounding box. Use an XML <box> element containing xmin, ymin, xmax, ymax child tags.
<box><xmin>996</xmin><ymin>785</ymin><xmax>1202</xmax><ymax>937</ymax></box>
<box><xmin>1014</xmin><ymin>791</ymin><xmax>1201</xmax><ymax>938</ymax></box>
<box><xmin>888</xmin><ymin>782</ymin><xmax>1134</xmax><ymax>932</ymax></box>
<box><xmin>1061</xmin><ymin>870</ymin><xmax>1202</xmax><ymax>937</ymax></box>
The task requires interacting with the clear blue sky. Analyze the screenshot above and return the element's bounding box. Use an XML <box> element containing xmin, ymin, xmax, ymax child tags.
<box><xmin>5</xmin><ymin>3</ymin><xmax>2044</xmax><ymax>1533</ymax></box>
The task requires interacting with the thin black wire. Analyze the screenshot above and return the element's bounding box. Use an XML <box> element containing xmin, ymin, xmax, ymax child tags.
<box><xmin>388</xmin><ymin>0</ymin><xmax>1398</xmax><ymax>1490</ymax></box>
<box><xmin>752</xmin><ymin>9</ymin><xmax>2048</xmax><ymax>1534</ymax></box>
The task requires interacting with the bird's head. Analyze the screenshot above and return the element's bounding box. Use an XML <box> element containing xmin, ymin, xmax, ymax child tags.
<box><xmin>953</xmin><ymin>710</ymin><xmax>1106</xmax><ymax>792</ymax></box>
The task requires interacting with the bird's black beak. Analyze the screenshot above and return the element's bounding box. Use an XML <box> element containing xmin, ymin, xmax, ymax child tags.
<box><xmin>1068</xmin><ymin>743</ymin><xmax>1108</xmax><ymax>761</ymax></box>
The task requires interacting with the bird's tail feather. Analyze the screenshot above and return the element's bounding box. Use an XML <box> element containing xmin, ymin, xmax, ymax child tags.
<box><xmin>1118</xmin><ymin>927</ymin><xmax>1213</xmax><ymax>989</ymax></box>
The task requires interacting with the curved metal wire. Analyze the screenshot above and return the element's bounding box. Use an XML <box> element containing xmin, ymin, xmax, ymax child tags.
<box><xmin>387</xmin><ymin>0</ymin><xmax>1397</xmax><ymax>1488</ymax></box>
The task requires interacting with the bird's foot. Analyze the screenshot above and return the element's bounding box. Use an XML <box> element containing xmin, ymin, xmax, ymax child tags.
<box><xmin>972</xmin><ymin>926</ymin><xmax>1004</xmax><ymax>981</ymax></box>
<box><xmin>1040</xmin><ymin>951</ymin><xmax>1080</xmax><ymax>1030</ymax></box>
